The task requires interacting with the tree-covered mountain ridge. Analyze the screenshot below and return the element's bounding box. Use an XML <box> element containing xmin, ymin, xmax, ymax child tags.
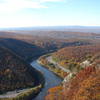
<box><xmin>0</xmin><ymin>46</ymin><xmax>44</xmax><ymax>94</ymax></box>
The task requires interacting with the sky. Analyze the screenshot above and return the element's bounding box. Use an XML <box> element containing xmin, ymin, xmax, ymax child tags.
<box><xmin>0</xmin><ymin>0</ymin><xmax>100</xmax><ymax>28</ymax></box>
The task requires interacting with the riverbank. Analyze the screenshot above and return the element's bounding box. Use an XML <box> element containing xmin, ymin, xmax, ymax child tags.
<box><xmin>38</xmin><ymin>55</ymin><xmax>68</xmax><ymax>78</ymax></box>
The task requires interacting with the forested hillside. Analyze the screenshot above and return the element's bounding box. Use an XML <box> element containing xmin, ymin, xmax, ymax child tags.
<box><xmin>53</xmin><ymin>45</ymin><xmax>100</xmax><ymax>62</ymax></box>
<box><xmin>0</xmin><ymin>46</ymin><xmax>43</xmax><ymax>94</ymax></box>
<box><xmin>45</xmin><ymin>48</ymin><xmax>100</xmax><ymax>100</ymax></box>
<box><xmin>52</xmin><ymin>45</ymin><xmax>100</xmax><ymax>72</ymax></box>
<box><xmin>0</xmin><ymin>38</ymin><xmax>44</xmax><ymax>61</ymax></box>
<box><xmin>39</xmin><ymin>44</ymin><xmax>100</xmax><ymax>77</ymax></box>
<box><xmin>43</xmin><ymin>42</ymin><xmax>100</xmax><ymax>100</ymax></box>
<box><xmin>45</xmin><ymin>57</ymin><xmax>100</xmax><ymax>100</ymax></box>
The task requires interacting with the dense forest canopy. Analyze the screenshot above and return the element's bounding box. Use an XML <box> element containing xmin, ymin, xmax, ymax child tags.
<box><xmin>53</xmin><ymin>45</ymin><xmax>100</xmax><ymax>62</ymax></box>
<box><xmin>45</xmin><ymin>61</ymin><xmax>100</xmax><ymax>100</ymax></box>
<box><xmin>0</xmin><ymin>46</ymin><xmax>43</xmax><ymax>94</ymax></box>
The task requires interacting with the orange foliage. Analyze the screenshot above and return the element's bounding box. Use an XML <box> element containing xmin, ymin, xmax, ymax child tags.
<box><xmin>45</xmin><ymin>86</ymin><xmax>63</xmax><ymax>100</ymax></box>
<box><xmin>53</xmin><ymin>45</ymin><xmax>100</xmax><ymax>62</ymax></box>
<box><xmin>63</xmin><ymin>66</ymin><xmax>96</xmax><ymax>100</ymax></box>
<box><xmin>73</xmin><ymin>70</ymin><xmax>100</xmax><ymax>100</ymax></box>
<box><xmin>45</xmin><ymin>65</ymin><xmax>100</xmax><ymax>100</ymax></box>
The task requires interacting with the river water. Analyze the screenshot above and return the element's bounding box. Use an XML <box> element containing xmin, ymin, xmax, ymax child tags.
<box><xmin>31</xmin><ymin>60</ymin><xmax>62</xmax><ymax>100</ymax></box>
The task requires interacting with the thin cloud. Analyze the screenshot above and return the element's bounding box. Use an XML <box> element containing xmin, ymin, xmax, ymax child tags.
<box><xmin>0</xmin><ymin>0</ymin><xmax>66</xmax><ymax>13</ymax></box>
<box><xmin>0</xmin><ymin>0</ymin><xmax>65</xmax><ymax>11</ymax></box>
<box><xmin>0</xmin><ymin>0</ymin><xmax>47</xmax><ymax>13</ymax></box>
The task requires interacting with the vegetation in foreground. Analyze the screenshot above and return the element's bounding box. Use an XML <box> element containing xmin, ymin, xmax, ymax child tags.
<box><xmin>45</xmin><ymin>64</ymin><xmax>100</xmax><ymax>100</ymax></box>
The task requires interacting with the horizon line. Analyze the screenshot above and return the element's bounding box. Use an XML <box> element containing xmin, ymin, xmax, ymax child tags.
<box><xmin>0</xmin><ymin>25</ymin><xmax>100</xmax><ymax>29</ymax></box>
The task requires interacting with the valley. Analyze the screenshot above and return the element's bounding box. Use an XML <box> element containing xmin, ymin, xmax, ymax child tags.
<box><xmin>0</xmin><ymin>0</ymin><xmax>100</xmax><ymax>99</ymax></box>
<box><xmin>0</xmin><ymin>29</ymin><xmax>99</xmax><ymax>100</ymax></box>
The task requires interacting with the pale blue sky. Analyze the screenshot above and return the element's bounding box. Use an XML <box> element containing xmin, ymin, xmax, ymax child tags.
<box><xmin>0</xmin><ymin>0</ymin><xmax>100</xmax><ymax>28</ymax></box>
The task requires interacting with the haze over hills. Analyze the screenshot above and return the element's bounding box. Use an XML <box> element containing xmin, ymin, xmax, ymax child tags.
<box><xmin>0</xmin><ymin>26</ymin><xmax>100</xmax><ymax>33</ymax></box>
<box><xmin>0</xmin><ymin>29</ymin><xmax>100</xmax><ymax>41</ymax></box>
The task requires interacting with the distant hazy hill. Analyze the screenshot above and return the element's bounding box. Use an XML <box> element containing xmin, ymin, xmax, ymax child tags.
<box><xmin>0</xmin><ymin>46</ymin><xmax>43</xmax><ymax>93</ymax></box>
<box><xmin>0</xmin><ymin>26</ymin><xmax>100</xmax><ymax>33</ymax></box>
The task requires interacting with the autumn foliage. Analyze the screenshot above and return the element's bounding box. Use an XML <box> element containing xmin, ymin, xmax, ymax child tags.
<box><xmin>63</xmin><ymin>66</ymin><xmax>97</xmax><ymax>100</ymax></box>
<box><xmin>45</xmin><ymin>65</ymin><xmax>100</xmax><ymax>100</ymax></box>
<box><xmin>53</xmin><ymin>45</ymin><xmax>100</xmax><ymax>62</ymax></box>
<box><xmin>74</xmin><ymin>71</ymin><xmax>100</xmax><ymax>100</ymax></box>
<box><xmin>45</xmin><ymin>86</ymin><xmax>63</xmax><ymax>100</ymax></box>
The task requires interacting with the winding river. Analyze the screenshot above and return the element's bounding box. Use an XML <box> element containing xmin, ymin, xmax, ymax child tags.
<box><xmin>31</xmin><ymin>60</ymin><xmax>62</xmax><ymax>100</ymax></box>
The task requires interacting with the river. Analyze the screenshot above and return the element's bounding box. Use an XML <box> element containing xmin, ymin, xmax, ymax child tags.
<box><xmin>31</xmin><ymin>60</ymin><xmax>62</xmax><ymax>100</ymax></box>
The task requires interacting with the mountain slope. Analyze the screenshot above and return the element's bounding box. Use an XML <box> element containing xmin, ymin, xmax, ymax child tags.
<box><xmin>0</xmin><ymin>38</ymin><xmax>44</xmax><ymax>61</ymax></box>
<box><xmin>45</xmin><ymin>61</ymin><xmax>100</xmax><ymax>100</ymax></box>
<box><xmin>53</xmin><ymin>45</ymin><xmax>100</xmax><ymax>62</ymax></box>
<box><xmin>0</xmin><ymin>46</ymin><xmax>43</xmax><ymax>94</ymax></box>
<box><xmin>45</xmin><ymin>45</ymin><xmax>100</xmax><ymax>100</ymax></box>
<box><xmin>0</xmin><ymin>37</ymin><xmax>91</xmax><ymax>62</ymax></box>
